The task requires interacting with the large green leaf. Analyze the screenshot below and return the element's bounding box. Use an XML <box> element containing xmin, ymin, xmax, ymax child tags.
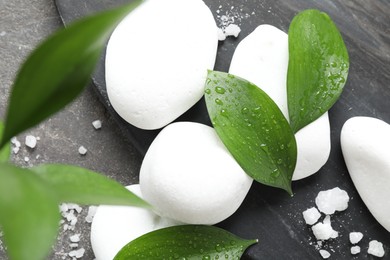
<box><xmin>0</xmin><ymin>122</ymin><xmax>10</xmax><ymax>162</ymax></box>
<box><xmin>287</xmin><ymin>9</ymin><xmax>349</xmax><ymax>133</ymax></box>
<box><xmin>32</xmin><ymin>164</ymin><xmax>149</xmax><ymax>208</ymax></box>
<box><xmin>0</xmin><ymin>163</ymin><xmax>60</xmax><ymax>260</ymax></box>
<box><xmin>114</xmin><ymin>225</ymin><xmax>257</xmax><ymax>259</ymax></box>
<box><xmin>0</xmin><ymin>0</ymin><xmax>142</xmax><ymax>149</ymax></box>
<box><xmin>205</xmin><ymin>71</ymin><xmax>296</xmax><ymax>195</ymax></box>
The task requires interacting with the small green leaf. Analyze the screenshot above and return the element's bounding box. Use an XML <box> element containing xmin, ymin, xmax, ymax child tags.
<box><xmin>0</xmin><ymin>163</ymin><xmax>60</xmax><ymax>260</ymax></box>
<box><xmin>114</xmin><ymin>225</ymin><xmax>257</xmax><ymax>260</ymax></box>
<box><xmin>205</xmin><ymin>71</ymin><xmax>297</xmax><ymax>194</ymax></box>
<box><xmin>0</xmin><ymin>0</ymin><xmax>142</xmax><ymax>149</ymax></box>
<box><xmin>32</xmin><ymin>164</ymin><xmax>149</xmax><ymax>208</ymax></box>
<box><xmin>287</xmin><ymin>9</ymin><xmax>349</xmax><ymax>133</ymax></box>
<box><xmin>0</xmin><ymin>122</ymin><xmax>10</xmax><ymax>162</ymax></box>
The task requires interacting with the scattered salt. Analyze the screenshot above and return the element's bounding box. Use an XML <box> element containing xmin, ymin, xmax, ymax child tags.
<box><xmin>78</xmin><ymin>146</ymin><xmax>87</xmax><ymax>155</ymax></box>
<box><xmin>69</xmin><ymin>234</ymin><xmax>80</xmax><ymax>243</ymax></box>
<box><xmin>302</xmin><ymin>207</ymin><xmax>321</xmax><ymax>225</ymax></box>
<box><xmin>68</xmin><ymin>248</ymin><xmax>85</xmax><ymax>259</ymax></box>
<box><xmin>351</xmin><ymin>245</ymin><xmax>361</xmax><ymax>255</ymax></box>
<box><xmin>12</xmin><ymin>147</ymin><xmax>20</xmax><ymax>154</ymax></box>
<box><xmin>0</xmin><ymin>31</ymin><xmax>6</xmax><ymax>37</ymax></box>
<box><xmin>311</xmin><ymin>216</ymin><xmax>338</xmax><ymax>240</ymax></box>
<box><xmin>367</xmin><ymin>240</ymin><xmax>385</xmax><ymax>257</ymax></box>
<box><xmin>11</xmin><ymin>137</ymin><xmax>21</xmax><ymax>148</ymax></box>
<box><xmin>25</xmin><ymin>135</ymin><xmax>37</xmax><ymax>148</ymax></box>
<box><xmin>24</xmin><ymin>156</ymin><xmax>29</xmax><ymax>162</ymax></box>
<box><xmin>315</xmin><ymin>187</ymin><xmax>349</xmax><ymax>214</ymax></box>
<box><xmin>85</xmin><ymin>206</ymin><xmax>98</xmax><ymax>223</ymax></box>
<box><xmin>224</xmin><ymin>24</ymin><xmax>241</xmax><ymax>37</ymax></box>
<box><xmin>319</xmin><ymin>249</ymin><xmax>331</xmax><ymax>259</ymax></box>
<box><xmin>92</xmin><ymin>120</ymin><xmax>102</xmax><ymax>130</ymax></box>
<box><xmin>349</xmin><ymin>231</ymin><xmax>363</xmax><ymax>244</ymax></box>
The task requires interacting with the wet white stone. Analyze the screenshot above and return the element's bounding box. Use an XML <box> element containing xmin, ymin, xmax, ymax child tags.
<box><xmin>140</xmin><ymin>122</ymin><xmax>253</xmax><ymax>225</ymax></box>
<box><xmin>228</xmin><ymin>24</ymin><xmax>330</xmax><ymax>181</ymax></box>
<box><xmin>341</xmin><ymin>117</ymin><xmax>390</xmax><ymax>232</ymax></box>
<box><xmin>106</xmin><ymin>0</ymin><xmax>218</xmax><ymax>130</ymax></box>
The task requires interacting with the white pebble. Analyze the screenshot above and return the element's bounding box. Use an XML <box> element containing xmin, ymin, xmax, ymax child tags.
<box><xmin>315</xmin><ymin>187</ymin><xmax>349</xmax><ymax>215</ymax></box>
<box><xmin>85</xmin><ymin>206</ymin><xmax>98</xmax><ymax>223</ymax></box>
<box><xmin>319</xmin><ymin>249</ymin><xmax>331</xmax><ymax>259</ymax></box>
<box><xmin>69</xmin><ymin>234</ymin><xmax>80</xmax><ymax>243</ymax></box>
<box><xmin>350</xmin><ymin>245</ymin><xmax>361</xmax><ymax>255</ymax></box>
<box><xmin>78</xmin><ymin>146</ymin><xmax>87</xmax><ymax>155</ymax></box>
<box><xmin>368</xmin><ymin>240</ymin><xmax>385</xmax><ymax>257</ymax></box>
<box><xmin>311</xmin><ymin>216</ymin><xmax>338</xmax><ymax>240</ymax></box>
<box><xmin>25</xmin><ymin>135</ymin><xmax>37</xmax><ymax>148</ymax></box>
<box><xmin>302</xmin><ymin>207</ymin><xmax>321</xmax><ymax>225</ymax></box>
<box><xmin>224</xmin><ymin>23</ymin><xmax>241</xmax><ymax>37</ymax></box>
<box><xmin>349</xmin><ymin>231</ymin><xmax>363</xmax><ymax>244</ymax></box>
<box><xmin>68</xmin><ymin>248</ymin><xmax>85</xmax><ymax>259</ymax></box>
<box><xmin>92</xmin><ymin>120</ymin><xmax>102</xmax><ymax>129</ymax></box>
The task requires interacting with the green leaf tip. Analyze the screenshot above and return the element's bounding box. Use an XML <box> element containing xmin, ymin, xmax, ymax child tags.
<box><xmin>1</xmin><ymin>0</ymin><xmax>143</xmax><ymax>145</ymax></box>
<box><xmin>114</xmin><ymin>225</ymin><xmax>257</xmax><ymax>260</ymax></box>
<box><xmin>205</xmin><ymin>70</ymin><xmax>296</xmax><ymax>194</ymax></box>
<box><xmin>287</xmin><ymin>9</ymin><xmax>349</xmax><ymax>133</ymax></box>
<box><xmin>0</xmin><ymin>122</ymin><xmax>11</xmax><ymax>162</ymax></box>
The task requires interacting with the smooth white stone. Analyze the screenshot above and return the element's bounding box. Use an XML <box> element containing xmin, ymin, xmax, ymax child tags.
<box><xmin>140</xmin><ymin>122</ymin><xmax>253</xmax><ymax>225</ymax></box>
<box><xmin>341</xmin><ymin>116</ymin><xmax>390</xmax><ymax>232</ymax></box>
<box><xmin>106</xmin><ymin>0</ymin><xmax>218</xmax><ymax>130</ymax></box>
<box><xmin>91</xmin><ymin>185</ymin><xmax>181</xmax><ymax>260</ymax></box>
<box><xmin>228</xmin><ymin>24</ymin><xmax>330</xmax><ymax>181</ymax></box>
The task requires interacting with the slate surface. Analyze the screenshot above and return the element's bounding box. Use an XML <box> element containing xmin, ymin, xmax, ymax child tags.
<box><xmin>56</xmin><ymin>0</ymin><xmax>390</xmax><ymax>259</ymax></box>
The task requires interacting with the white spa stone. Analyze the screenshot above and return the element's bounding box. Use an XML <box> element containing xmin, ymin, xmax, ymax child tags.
<box><xmin>228</xmin><ymin>24</ymin><xmax>330</xmax><ymax>181</ymax></box>
<box><xmin>91</xmin><ymin>185</ymin><xmax>181</xmax><ymax>260</ymax></box>
<box><xmin>139</xmin><ymin>122</ymin><xmax>253</xmax><ymax>225</ymax></box>
<box><xmin>341</xmin><ymin>117</ymin><xmax>390</xmax><ymax>232</ymax></box>
<box><xmin>106</xmin><ymin>0</ymin><xmax>218</xmax><ymax>130</ymax></box>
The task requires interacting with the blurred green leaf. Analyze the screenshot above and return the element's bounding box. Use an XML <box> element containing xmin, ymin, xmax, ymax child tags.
<box><xmin>0</xmin><ymin>163</ymin><xmax>60</xmax><ymax>260</ymax></box>
<box><xmin>0</xmin><ymin>122</ymin><xmax>10</xmax><ymax>162</ymax></box>
<box><xmin>205</xmin><ymin>71</ymin><xmax>296</xmax><ymax>195</ymax></box>
<box><xmin>0</xmin><ymin>0</ymin><xmax>142</xmax><ymax>149</ymax></box>
<box><xmin>32</xmin><ymin>164</ymin><xmax>149</xmax><ymax>208</ymax></box>
<box><xmin>114</xmin><ymin>225</ymin><xmax>257</xmax><ymax>260</ymax></box>
<box><xmin>287</xmin><ymin>9</ymin><xmax>349</xmax><ymax>133</ymax></box>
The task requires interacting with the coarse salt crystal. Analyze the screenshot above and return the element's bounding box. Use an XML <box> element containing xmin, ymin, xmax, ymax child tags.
<box><xmin>217</xmin><ymin>28</ymin><xmax>226</xmax><ymax>41</ymax></box>
<box><xmin>351</xmin><ymin>245</ymin><xmax>361</xmax><ymax>255</ymax></box>
<box><xmin>224</xmin><ymin>23</ymin><xmax>241</xmax><ymax>37</ymax></box>
<box><xmin>315</xmin><ymin>187</ymin><xmax>349</xmax><ymax>214</ymax></box>
<box><xmin>68</xmin><ymin>248</ymin><xmax>85</xmax><ymax>259</ymax></box>
<box><xmin>68</xmin><ymin>203</ymin><xmax>82</xmax><ymax>214</ymax></box>
<box><xmin>311</xmin><ymin>216</ymin><xmax>338</xmax><ymax>240</ymax></box>
<box><xmin>368</xmin><ymin>240</ymin><xmax>385</xmax><ymax>257</ymax></box>
<box><xmin>25</xmin><ymin>135</ymin><xmax>37</xmax><ymax>148</ymax></box>
<box><xmin>302</xmin><ymin>207</ymin><xmax>321</xmax><ymax>225</ymax></box>
<box><xmin>70</xmin><ymin>243</ymin><xmax>79</xmax><ymax>248</ymax></box>
<box><xmin>78</xmin><ymin>146</ymin><xmax>87</xmax><ymax>155</ymax></box>
<box><xmin>24</xmin><ymin>156</ymin><xmax>29</xmax><ymax>162</ymax></box>
<box><xmin>85</xmin><ymin>206</ymin><xmax>98</xmax><ymax>223</ymax></box>
<box><xmin>349</xmin><ymin>231</ymin><xmax>363</xmax><ymax>244</ymax></box>
<box><xmin>319</xmin><ymin>249</ymin><xmax>331</xmax><ymax>259</ymax></box>
<box><xmin>92</xmin><ymin>120</ymin><xmax>102</xmax><ymax>130</ymax></box>
<box><xmin>12</xmin><ymin>147</ymin><xmax>19</xmax><ymax>154</ymax></box>
<box><xmin>11</xmin><ymin>137</ymin><xmax>21</xmax><ymax>147</ymax></box>
<box><xmin>69</xmin><ymin>234</ymin><xmax>80</xmax><ymax>243</ymax></box>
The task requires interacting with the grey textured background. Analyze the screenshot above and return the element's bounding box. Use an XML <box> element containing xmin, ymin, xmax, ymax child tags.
<box><xmin>0</xmin><ymin>0</ymin><xmax>141</xmax><ymax>259</ymax></box>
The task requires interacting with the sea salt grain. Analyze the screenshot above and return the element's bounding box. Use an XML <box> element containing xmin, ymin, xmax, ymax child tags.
<box><xmin>315</xmin><ymin>187</ymin><xmax>349</xmax><ymax>214</ymax></box>
<box><xmin>349</xmin><ymin>231</ymin><xmax>363</xmax><ymax>244</ymax></box>
<box><xmin>319</xmin><ymin>249</ymin><xmax>331</xmax><ymax>259</ymax></box>
<box><xmin>311</xmin><ymin>216</ymin><xmax>338</xmax><ymax>240</ymax></box>
<box><xmin>217</xmin><ymin>28</ymin><xmax>226</xmax><ymax>41</ymax></box>
<box><xmin>78</xmin><ymin>146</ymin><xmax>87</xmax><ymax>155</ymax></box>
<box><xmin>25</xmin><ymin>135</ymin><xmax>37</xmax><ymax>148</ymax></box>
<box><xmin>69</xmin><ymin>234</ymin><xmax>80</xmax><ymax>243</ymax></box>
<box><xmin>224</xmin><ymin>23</ymin><xmax>241</xmax><ymax>37</ymax></box>
<box><xmin>368</xmin><ymin>240</ymin><xmax>385</xmax><ymax>257</ymax></box>
<box><xmin>68</xmin><ymin>248</ymin><xmax>85</xmax><ymax>259</ymax></box>
<box><xmin>85</xmin><ymin>206</ymin><xmax>98</xmax><ymax>223</ymax></box>
<box><xmin>92</xmin><ymin>120</ymin><xmax>102</xmax><ymax>129</ymax></box>
<box><xmin>351</xmin><ymin>245</ymin><xmax>361</xmax><ymax>255</ymax></box>
<box><xmin>302</xmin><ymin>207</ymin><xmax>321</xmax><ymax>225</ymax></box>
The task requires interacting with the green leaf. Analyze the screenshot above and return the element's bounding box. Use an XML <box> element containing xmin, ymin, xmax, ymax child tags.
<box><xmin>114</xmin><ymin>225</ymin><xmax>257</xmax><ymax>260</ymax></box>
<box><xmin>0</xmin><ymin>122</ymin><xmax>10</xmax><ymax>162</ymax></box>
<box><xmin>205</xmin><ymin>71</ymin><xmax>297</xmax><ymax>195</ymax></box>
<box><xmin>31</xmin><ymin>164</ymin><xmax>150</xmax><ymax>208</ymax></box>
<box><xmin>287</xmin><ymin>9</ymin><xmax>349</xmax><ymax>133</ymax></box>
<box><xmin>0</xmin><ymin>0</ymin><xmax>142</xmax><ymax>149</ymax></box>
<box><xmin>0</xmin><ymin>163</ymin><xmax>60</xmax><ymax>260</ymax></box>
